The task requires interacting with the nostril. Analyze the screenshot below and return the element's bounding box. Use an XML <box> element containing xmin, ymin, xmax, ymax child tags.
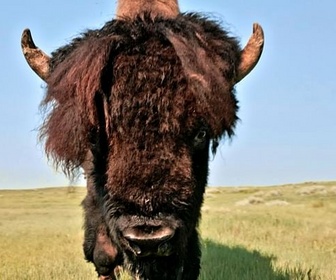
<box><xmin>127</xmin><ymin>240</ymin><xmax>142</xmax><ymax>256</ymax></box>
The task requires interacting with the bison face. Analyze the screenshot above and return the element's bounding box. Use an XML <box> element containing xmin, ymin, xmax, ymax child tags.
<box><xmin>103</xmin><ymin>123</ymin><xmax>211</xmax><ymax>258</ymax></box>
<box><xmin>81</xmin><ymin>35</ymin><xmax>216</xmax><ymax>272</ymax></box>
<box><xmin>85</xmin><ymin>108</ymin><xmax>213</xmax><ymax>278</ymax></box>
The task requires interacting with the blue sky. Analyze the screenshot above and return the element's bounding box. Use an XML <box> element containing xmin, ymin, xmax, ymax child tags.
<box><xmin>0</xmin><ymin>1</ymin><xmax>335</xmax><ymax>189</ymax></box>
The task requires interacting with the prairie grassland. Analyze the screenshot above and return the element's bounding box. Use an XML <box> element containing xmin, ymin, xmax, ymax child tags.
<box><xmin>0</xmin><ymin>182</ymin><xmax>335</xmax><ymax>279</ymax></box>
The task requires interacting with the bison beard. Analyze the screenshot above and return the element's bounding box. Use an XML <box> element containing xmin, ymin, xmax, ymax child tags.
<box><xmin>40</xmin><ymin>14</ymin><xmax>241</xmax><ymax>279</ymax></box>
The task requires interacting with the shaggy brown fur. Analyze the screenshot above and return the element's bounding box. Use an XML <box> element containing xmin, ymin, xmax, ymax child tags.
<box><xmin>116</xmin><ymin>0</ymin><xmax>179</xmax><ymax>19</ymax></box>
<box><xmin>40</xmin><ymin>13</ymin><xmax>241</xmax><ymax>279</ymax></box>
<box><xmin>41</xmin><ymin>14</ymin><xmax>240</xmax><ymax>174</ymax></box>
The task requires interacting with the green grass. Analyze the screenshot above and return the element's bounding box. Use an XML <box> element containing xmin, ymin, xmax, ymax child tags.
<box><xmin>0</xmin><ymin>182</ymin><xmax>335</xmax><ymax>279</ymax></box>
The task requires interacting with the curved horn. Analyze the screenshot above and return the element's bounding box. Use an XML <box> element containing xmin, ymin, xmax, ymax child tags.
<box><xmin>236</xmin><ymin>23</ymin><xmax>264</xmax><ymax>83</ymax></box>
<box><xmin>21</xmin><ymin>29</ymin><xmax>50</xmax><ymax>81</ymax></box>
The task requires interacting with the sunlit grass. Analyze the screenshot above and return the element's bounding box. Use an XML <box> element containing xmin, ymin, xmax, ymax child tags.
<box><xmin>0</xmin><ymin>182</ymin><xmax>335</xmax><ymax>279</ymax></box>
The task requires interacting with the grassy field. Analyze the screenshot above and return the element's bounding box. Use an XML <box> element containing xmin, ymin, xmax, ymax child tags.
<box><xmin>0</xmin><ymin>182</ymin><xmax>335</xmax><ymax>279</ymax></box>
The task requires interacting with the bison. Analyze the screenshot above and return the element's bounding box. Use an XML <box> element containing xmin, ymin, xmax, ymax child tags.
<box><xmin>21</xmin><ymin>0</ymin><xmax>264</xmax><ymax>279</ymax></box>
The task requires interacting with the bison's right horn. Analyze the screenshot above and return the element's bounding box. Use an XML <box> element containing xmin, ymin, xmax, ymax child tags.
<box><xmin>21</xmin><ymin>29</ymin><xmax>50</xmax><ymax>81</ymax></box>
<box><xmin>236</xmin><ymin>23</ymin><xmax>264</xmax><ymax>83</ymax></box>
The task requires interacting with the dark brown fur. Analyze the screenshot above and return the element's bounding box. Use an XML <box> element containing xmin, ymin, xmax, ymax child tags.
<box><xmin>40</xmin><ymin>13</ymin><xmax>241</xmax><ymax>279</ymax></box>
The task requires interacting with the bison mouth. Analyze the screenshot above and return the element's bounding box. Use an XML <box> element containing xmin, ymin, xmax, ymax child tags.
<box><xmin>105</xmin><ymin>214</ymin><xmax>187</xmax><ymax>279</ymax></box>
<box><xmin>114</xmin><ymin>214</ymin><xmax>183</xmax><ymax>258</ymax></box>
<box><xmin>122</xmin><ymin>225</ymin><xmax>175</xmax><ymax>257</ymax></box>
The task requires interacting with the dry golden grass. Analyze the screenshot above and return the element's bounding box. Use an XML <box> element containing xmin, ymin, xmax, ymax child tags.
<box><xmin>0</xmin><ymin>181</ymin><xmax>335</xmax><ymax>279</ymax></box>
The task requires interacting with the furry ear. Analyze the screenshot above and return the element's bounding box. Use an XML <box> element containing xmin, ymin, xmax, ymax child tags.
<box><xmin>40</xmin><ymin>35</ymin><xmax>117</xmax><ymax>175</ymax></box>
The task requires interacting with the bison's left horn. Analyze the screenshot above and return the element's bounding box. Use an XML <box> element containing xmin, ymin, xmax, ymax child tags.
<box><xmin>21</xmin><ymin>29</ymin><xmax>50</xmax><ymax>81</ymax></box>
<box><xmin>236</xmin><ymin>23</ymin><xmax>264</xmax><ymax>83</ymax></box>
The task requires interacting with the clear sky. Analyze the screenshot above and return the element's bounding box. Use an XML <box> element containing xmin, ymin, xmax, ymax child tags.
<box><xmin>0</xmin><ymin>1</ymin><xmax>335</xmax><ymax>189</ymax></box>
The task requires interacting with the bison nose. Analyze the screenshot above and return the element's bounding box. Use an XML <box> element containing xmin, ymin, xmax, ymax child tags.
<box><xmin>122</xmin><ymin>226</ymin><xmax>175</xmax><ymax>257</ymax></box>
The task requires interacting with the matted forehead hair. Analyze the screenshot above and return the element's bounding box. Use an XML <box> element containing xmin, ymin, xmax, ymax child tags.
<box><xmin>21</xmin><ymin>4</ymin><xmax>263</xmax><ymax>176</ymax></box>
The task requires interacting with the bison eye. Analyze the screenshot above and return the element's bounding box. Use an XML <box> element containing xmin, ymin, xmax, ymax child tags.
<box><xmin>193</xmin><ymin>129</ymin><xmax>208</xmax><ymax>149</ymax></box>
<box><xmin>196</xmin><ymin>129</ymin><xmax>207</xmax><ymax>140</ymax></box>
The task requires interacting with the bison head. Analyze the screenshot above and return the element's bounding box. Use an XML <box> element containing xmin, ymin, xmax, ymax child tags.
<box><xmin>21</xmin><ymin>1</ymin><xmax>264</xmax><ymax>279</ymax></box>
